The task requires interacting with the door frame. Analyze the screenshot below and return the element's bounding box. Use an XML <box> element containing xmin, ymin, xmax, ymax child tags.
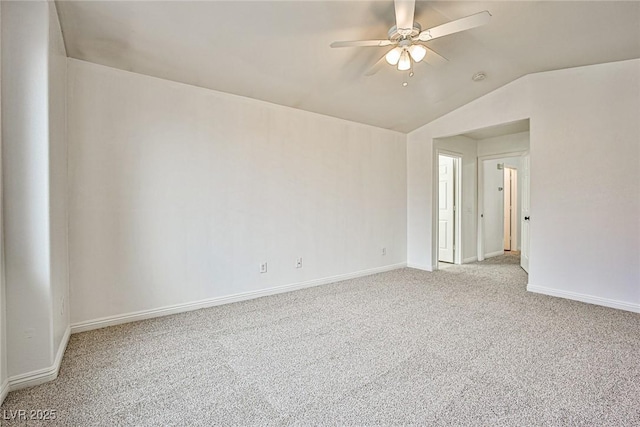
<box><xmin>520</xmin><ymin>152</ymin><xmax>531</xmax><ymax>273</ymax></box>
<box><xmin>435</xmin><ymin>149</ymin><xmax>462</xmax><ymax>268</ymax></box>
<box><xmin>477</xmin><ymin>151</ymin><xmax>527</xmax><ymax>261</ymax></box>
<box><xmin>503</xmin><ymin>167</ymin><xmax>518</xmax><ymax>252</ymax></box>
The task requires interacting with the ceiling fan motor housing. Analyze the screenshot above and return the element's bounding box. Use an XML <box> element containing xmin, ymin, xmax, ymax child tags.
<box><xmin>388</xmin><ymin>23</ymin><xmax>422</xmax><ymax>41</ymax></box>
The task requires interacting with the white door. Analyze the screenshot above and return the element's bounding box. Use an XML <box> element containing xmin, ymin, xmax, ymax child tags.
<box><xmin>520</xmin><ymin>154</ymin><xmax>530</xmax><ymax>273</ymax></box>
<box><xmin>438</xmin><ymin>155</ymin><xmax>455</xmax><ymax>263</ymax></box>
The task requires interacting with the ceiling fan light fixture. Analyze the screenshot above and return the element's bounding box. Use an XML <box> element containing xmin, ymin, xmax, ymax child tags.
<box><xmin>408</xmin><ymin>44</ymin><xmax>427</xmax><ymax>62</ymax></box>
<box><xmin>397</xmin><ymin>50</ymin><xmax>411</xmax><ymax>71</ymax></box>
<box><xmin>329</xmin><ymin>3</ymin><xmax>491</xmax><ymax>79</ymax></box>
<box><xmin>385</xmin><ymin>47</ymin><xmax>402</xmax><ymax>66</ymax></box>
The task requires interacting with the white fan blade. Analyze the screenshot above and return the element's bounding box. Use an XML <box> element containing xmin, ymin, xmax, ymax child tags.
<box><xmin>418</xmin><ymin>11</ymin><xmax>491</xmax><ymax>42</ymax></box>
<box><xmin>331</xmin><ymin>40</ymin><xmax>393</xmax><ymax>48</ymax></box>
<box><xmin>422</xmin><ymin>46</ymin><xmax>448</xmax><ymax>66</ymax></box>
<box><xmin>364</xmin><ymin>53</ymin><xmax>389</xmax><ymax>76</ymax></box>
<box><xmin>395</xmin><ymin>0</ymin><xmax>416</xmax><ymax>32</ymax></box>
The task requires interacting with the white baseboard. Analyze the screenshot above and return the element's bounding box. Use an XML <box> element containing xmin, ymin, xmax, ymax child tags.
<box><xmin>7</xmin><ymin>326</ymin><xmax>71</xmax><ymax>392</ymax></box>
<box><xmin>406</xmin><ymin>263</ymin><xmax>433</xmax><ymax>272</ymax></box>
<box><xmin>0</xmin><ymin>378</ymin><xmax>9</xmax><ymax>405</ymax></box>
<box><xmin>527</xmin><ymin>285</ymin><xmax>640</xmax><ymax>313</ymax></box>
<box><xmin>463</xmin><ymin>256</ymin><xmax>478</xmax><ymax>264</ymax></box>
<box><xmin>484</xmin><ymin>250</ymin><xmax>504</xmax><ymax>259</ymax></box>
<box><xmin>71</xmin><ymin>263</ymin><xmax>407</xmax><ymax>334</ymax></box>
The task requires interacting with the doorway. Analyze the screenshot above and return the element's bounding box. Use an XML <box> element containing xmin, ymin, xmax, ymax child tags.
<box><xmin>437</xmin><ymin>153</ymin><xmax>461</xmax><ymax>265</ymax></box>
<box><xmin>478</xmin><ymin>151</ymin><xmax>530</xmax><ymax>274</ymax></box>
<box><xmin>431</xmin><ymin>120</ymin><xmax>531</xmax><ymax>273</ymax></box>
<box><xmin>503</xmin><ymin>167</ymin><xmax>517</xmax><ymax>251</ymax></box>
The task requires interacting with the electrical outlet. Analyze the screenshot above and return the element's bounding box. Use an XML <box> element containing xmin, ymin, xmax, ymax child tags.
<box><xmin>260</xmin><ymin>262</ymin><xmax>268</xmax><ymax>273</ymax></box>
<box><xmin>296</xmin><ymin>257</ymin><xmax>303</xmax><ymax>269</ymax></box>
<box><xmin>382</xmin><ymin>247</ymin><xmax>387</xmax><ymax>256</ymax></box>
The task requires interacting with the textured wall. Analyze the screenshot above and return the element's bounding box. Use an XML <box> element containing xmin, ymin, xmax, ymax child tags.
<box><xmin>67</xmin><ymin>59</ymin><xmax>407</xmax><ymax>325</ymax></box>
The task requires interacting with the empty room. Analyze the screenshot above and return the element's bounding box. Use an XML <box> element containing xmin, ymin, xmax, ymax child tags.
<box><xmin>1</xmin><ymin>0</ymin><xmax>639</xmax><ymax>425</ymax></box>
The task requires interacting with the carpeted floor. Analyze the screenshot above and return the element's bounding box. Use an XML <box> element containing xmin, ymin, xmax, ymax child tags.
<box><xmin>2</xmin><ymin>254</ymin><xmax>639</xmax><ymax>426</ymax></box>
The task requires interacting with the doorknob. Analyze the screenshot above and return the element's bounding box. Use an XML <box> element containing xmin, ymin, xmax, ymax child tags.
<box><xmin>524</xmin><ymin>216</ymin><xmax>530</xmax><ymax>221</ymax></box>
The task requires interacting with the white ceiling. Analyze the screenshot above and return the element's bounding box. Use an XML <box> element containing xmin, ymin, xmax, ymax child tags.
<box><xmin>56</xmin><ymin>1</ymin><xmax>640</xmax><ymax>133</ymax></box>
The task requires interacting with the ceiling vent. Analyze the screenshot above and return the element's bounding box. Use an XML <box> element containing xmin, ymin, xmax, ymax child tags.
<box><xmin>472</xmin><ymin>71</ymin><xmax>487</xmax><ymax>82</ymax></box>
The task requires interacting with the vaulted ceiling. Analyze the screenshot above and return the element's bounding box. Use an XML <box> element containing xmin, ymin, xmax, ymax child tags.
<box><xmin>56</xmin><ymin>1</ymin><xmax>640</xmax><ymax>132</ymax></box>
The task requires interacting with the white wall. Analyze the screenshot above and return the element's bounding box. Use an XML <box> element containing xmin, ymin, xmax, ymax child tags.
<box><xmin>2</xmin><ymin>0</ymin><xmax>53</xmax><ymax>377</ymax></box>
<box><xmin>434</xmin><ymin>135</ymin><xmax>477</xmax><ymax>264</ymax></box>
<box><xmin>1</xmin><ymin>0</ymin><xmax>69</xmax><ymax>381</ymax></box>
<box><xmin>529</xmin><ymin>61</ymin><xmax>639</xmax><ymax>308</ymax></box>
<box><xmin>67</xmin><ymin>59</ymin><xmax>407</xmax><ymax>326</ymax></box>
<box><xmin>48</xmin><ymin>0</ymin><xmax>69</xmax><ymax>363</ymax></box>
<box><xmin>408</xmin><ymin>59</ymin><xmax>640</xmax><ymax>312</ymax></box>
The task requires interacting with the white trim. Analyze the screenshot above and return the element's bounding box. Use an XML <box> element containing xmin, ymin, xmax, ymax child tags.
<box><xmin>453</xmin><ymin>156</ymin><xmax>462</xmax><ymax>265</ymax></box>
<box><xmin>0</xmin><ymin>379</ymin><xmax>9</xmax><ymax>405</ymax></box>
<box><xmin>406</xmin><ymin>263</ymin><xmax>433</xmax><ymax>272</ymax></box>
<box><xmin>436</xmin><ymin>149</ymin><xmax>464</xmax><ymax>158</ymax></box>
<box><xmin>484</xmin><ymin>250</ymin><xmax>504</xmax><ymax>259</ymax></box>
<box><xmin>527</xmin><ymin>285</ymin><xmax>640</xmax><ymax>313</ymax></box>
<box><xmin>71</xmin><ymin>263</ymin><xmax>407</xmax><ymax>334</ymax></box>
<box><xmin>478</xmin><ymin>151</ymin><xmax>528</xmax><ymax>162</ymax></box>
<box><xmin>8</xmin><ymin>326</ymin><xmax>70</xmax><ymax>392</ymax></box>
<box><xmin>463</xmin><ymin>256</ymin><xmax>478</xmax><ymax>264</ymax></box>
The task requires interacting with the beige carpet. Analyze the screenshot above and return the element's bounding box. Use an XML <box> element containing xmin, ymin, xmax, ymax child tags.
<box><xmin>2</xmin><ymin>254</ymin><xmax>639</xmax><ymax>426</ymax></box>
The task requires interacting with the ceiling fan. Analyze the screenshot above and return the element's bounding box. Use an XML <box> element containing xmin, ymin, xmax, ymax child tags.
<box><xmin>330</xmin><ymin>0</ymin><xmax>490</xmax><ymax>77</ymax></box>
